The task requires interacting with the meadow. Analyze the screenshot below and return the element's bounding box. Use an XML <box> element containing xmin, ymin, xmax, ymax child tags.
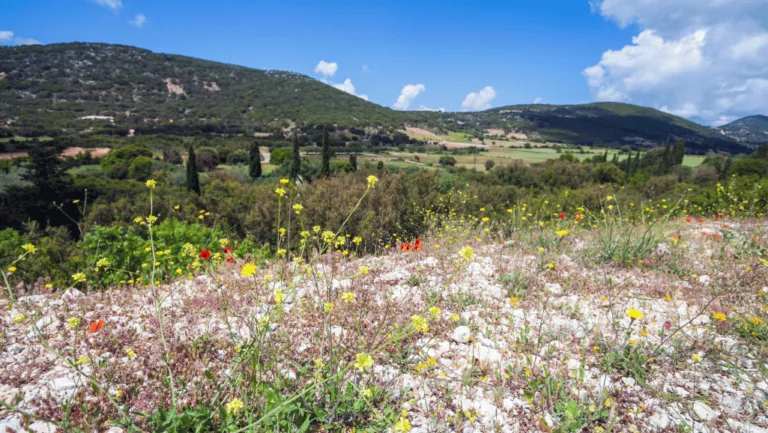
<box><xmin>1</xmin><ymin>176</ymin><xmax>767</xmax><ymax>433</ymax></box>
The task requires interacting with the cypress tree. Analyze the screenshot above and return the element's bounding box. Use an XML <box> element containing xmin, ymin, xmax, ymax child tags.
<box><xmin>290</xmin><ymin>131</ymin><xmax>301</xmax><ymax>180</ymax></box>
<box><xmin>611</xmin><ymin>153</ymin><xmax>619</xmax><ymax>164</ymax></box>
<box><xmin>249</xmin><ymin>142</ymin><xmax>262</xmax><ymax>179</ymax></box>
<box><xmin>673</xmin><ymin>140</ymin><xmax>686</xmax><ymax>166</ymax></box>
<box><xmin>320</xmin><ymin>125</ymin><xmax>331</xmax><ymax>177</ymax></box>
<box><xmin>602</xmin><ymin>150</ymin><xmax>608</xmax><ymax>163</ymax></box>
<box><xmin>349</xmin><ymin>153</ymin><xmax>357</xmax><ymax>171</ymax></box>
<box><xmin>186</xmin><ymin>145</ymin><xmax>201</xmax><ymax>194</ymax></box>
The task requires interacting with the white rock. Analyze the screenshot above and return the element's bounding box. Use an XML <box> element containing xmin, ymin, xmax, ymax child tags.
<box><xmin>473</xmin><ymin>345</ymin><xmax>501</xmax><ymax>363</ymax></box>
<box><xmin>692</xmin><ymin>401</ymin><xmax>719</xmax><ymax>422</ymax></box>
<box><xmin>727</xmin><ymin>419</ymin><xmax>768</xmax><ymax>433</ymax></box>
<box><xmin>452</xmin><ymin>326</ymin><xmax>471</xmax><ymax>343</ymax></box>
<box><xmin>29</xmin><ymin>421</ymin><xmax>57</xmax><ymax>433</ymax></box>
<box><xmin>697</xmin><ymin>275</ymin><xmax>712</xmax><ymax>286</ymax></box>
<box><xmin>545</xmin><ymin>283</ymin><xmax>563</xmax><ymax>296</ymax></box>
<box><xmin>62</xmin><ymin>287</ymin><xmax>85</xmax><ymax>300</ymax></box>
<box><xmin>105</xmin><ymin>428</ymin><xmax>126</xmax><ymax>433</ymax></box>
<box><xmin>649</xmin><ymin>411</ymin><xmax>670</xmax><ymax>429</ymax></box>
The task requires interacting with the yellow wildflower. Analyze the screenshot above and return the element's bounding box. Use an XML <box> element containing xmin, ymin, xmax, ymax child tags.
<box><xmin>341</xmin><ymin>292</ymin><xmax>355</xmax><ymax>303</ymax></box>
<box><xmin>367</xmin><ymin>175</ymin><xmax>378</xmax><ymax>188</ymax></box>
<box><xmin>556</xmin><ymin>229</ymin><xmax>570</xmax><ymax>237</ymax></box>
<box><xmin>411</xmin><ymin>315</ymin><xmax>429</xmax><ymax>333</ymax></box>
<box><xmin>225</xmin><ymin>398</ymin><xmax>244</xmax><ymax>414</ymax></box>
<box><xmin>324</xmin><ymin>302</ymin><xmax>334</xmax><ymax>314</ymax></box>
<box><xmin>75</xmin><ymin>356</ymin><xmax>89</xmax><ymax>365</ymax></box>
<box><xmin>68</xmin><ymin>317</ymin><xmax>80</xmax><ymax>329</ymax></box>
<box><xmin>459</xmin><ymin>246</ymin><xmax>474</xmax><ymax>261</ymax></box>
<box><xmin>626</xmin><ymin>308</ymin><xmax>644</xmax><ymax>320</ymax></box>
<box><xmin>72</xmin><ymin>273</ymin><xmax>87</xmax><ymax>283</ymax></box>
<box><xmin>22</xmin><ymin>243</ymin><xmax>37</xmax><ymax>254</ymax></box>
<box><xmin>125</xmin><ymin>348</ymin><xmax>136</xmax><ymax>359</ymax></box>
<box><xmin>12</xmin><ymin>314</ymin><xmax>25</xmax><ymax>324</ymax></box>
<box><xmin>240</xmin><ymin>263</ymin><xmax>257</xmax><ymax>277</ymax></box>
<box><xmin>7</xmin><ymin>266</ymin><xmax>16</xmax><ymax>273</ymax></box>
<box><xmin>274</xmin><ymin>289</ymin><xmax>285</xmax><ymax>304</ymax></box>
<box><xmin>354</xmin><ymin>353</ymin><xmax>374</xmax><ymax>372</ymax></box>
<box><xmin>145</xmin><ymin>179</ymin><xmax>157</xmax><ymax>189</ymax></box>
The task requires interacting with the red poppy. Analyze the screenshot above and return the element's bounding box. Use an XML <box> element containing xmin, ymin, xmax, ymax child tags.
<box><xmin>698</xmin><ymin>218</ymin><xmax>704</xmax><ymax>224</ymax></box>
<box><xmin>574</xmin><ymin>213</ymin><xmax>583</xmax><ymax>221</ymax></box>
<box><xmin>222</xmin><ymin>246</ymin><xmax>233</xmax><ymax>254</ymax></box>
<box><xmin>414</xmin><ymin>238</ymin><xmax>422</xmax><ymax>252</ymax></box>
<box><xmin>685</xmin><ymin>216</ymin><xmax>692</xmax><ymax>224</ymax></box>
<box><xmin>723</xmin><ymin>224</ymin><xmax>729</xmax><ymax>229</ymax></box>
<box><xmin>226</xmin><ymin>257</ymin><xmax>235</xmax><ymax>264</ymax></box>
<box><xmin>712</xmin><ymin>234</ymin><xmax>720</xmax><ymax>239</ymax></box>
<box><xmin>558</xmin><ymin>213</ymin><xmax>565</xmax><ymax>219</ymax></box>
<box><xmin>88</xmin><ymin>319</ymin><xmax>104</xmax><ymax>334</ymax></box>
<box><xmin>400</xmin><ymin>243</ymin><xmax>413</xmax><ymax>252</ymax></box>
<box><xmin>199</xmin><ymin>250</ymin><xmax>211</xmax><ymax>260</ymax></box>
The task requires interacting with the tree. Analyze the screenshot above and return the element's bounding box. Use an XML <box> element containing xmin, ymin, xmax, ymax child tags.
<box><xmin>249</xmin><ymin>142</ymin><xmax>262</xmax><ymax>179</ymax></box>
<box><xmin>439</xmin><ymin>156</ymin><xmax>457</xmax><ymax>167</ymax></box>
<box><xmin>673</xmin><ymin>140</ymin><xmax>686</xmax><ymax>166</ymax></box>
<box><xmin>21</xmin><ymin>142</ymin><xmax>72</xmax><ymax>228</ymax></box>
<box><xmin>290</xmin><ymin>131</ymin><xmax>301</xmax><ymax>180</ymax></box>
<box><xmin>186</xmin><ymin>145</ymin><xmax>201</xmax><ymax>194</ymax></box>
<box><xmin>270</xmin><ymin>147</ymin><xmax>292</xmax><ymax>166</ymax></box>
<box><xmin>485</xmin><ymin>159</ymin><xmax>495</xmax><ymax>171</ymax></box>
<box><xmin>349</xmin><ymin>153</ymin><xmax>357</xmax><ymax>171</ymax></box>
<box><xmin>320</xmin><ymin>125</ymin><xmax>331</xmax><ymax>177</ymax></box>
<box><xmin>128</xmin><ymin>156</ymin><xmax>153</xmax><ymax>181</ymax></box>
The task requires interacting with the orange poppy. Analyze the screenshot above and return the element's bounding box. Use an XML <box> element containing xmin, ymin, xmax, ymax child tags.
<box><xmin>88</xmin><ymin>319</ymin><xmax>105</xmax><ymax>334</ymax></box>
<box><xmin>400</xmin><ymin>243</ymin><xmax>413</xmax><ymax>252</ymax></box>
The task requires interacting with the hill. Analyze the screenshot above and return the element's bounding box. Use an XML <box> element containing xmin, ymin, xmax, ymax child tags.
<box><xmin>0</xmin><ymin>42</ymin><xmax>754</xmax><ymax>154</ymax></box>
<box><xmin>719</xmin><ymin>115</ymin><xmax>768</xmax><ymax>144</ymax></box>
<box><xmin>0</xmin><ymin>43</ymin><xmax>412</xmax><ymax>136</ymax></box>
<box><xmin>416</xmin><ymin>102</ymin><xmax>749</xmax><ymax>154</ymax></box>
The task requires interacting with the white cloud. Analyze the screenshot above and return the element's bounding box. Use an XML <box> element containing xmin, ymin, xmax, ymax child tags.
<box><xmin>393</xmin><ymin>84</ymin><xmax>426</xmax><ymax>110</ymax></box>
<box><xmin>130</xmin><ymin>14</ymin><xmax>147</xmax><ymax>27</ymax></box>
<box><xmin>333</xmin><ymin>78</ymin><xmax>368</xmax><ymax>101</ymax></box>
<box><xmin>533</xmin><ymin>97</ymin><xmax>544</xmax><ymax>104</ymax></box>
<box><xmin>92</xmin><ymin>0</ymin><xmax>123</xmax><ymax>11</ymax></box>
<box><xmin>0</xmin><ymin>31</ymin><xmax>13</xmax><ymax>42</ymax></box>
<box><xmin>15</xmin><ymin>37</ymin><xmax>41</xmax><ymax>46</ymax></box>
<box><xmin>586</xmin><ymin>0</ymin><xmax>768</xmax><ymax>125</ymax></box>
<box><xmin>314</xmin><ymin>60</ymin><xmax>338</xmax><ymax>78</ymax></box>
<box><xmin>419</xmin><ymin>105</ymin><xmax>445</xmax><ymax>112</ymax></box>
<box><xmin>362</xmin><ymin>64</ymin><xmax>369</xmax><ymax>73</ymax></box>
<box><xmin>461</xmin><ymin>86</ymin><xmax>496</xmax><ymax>111</ymax></box>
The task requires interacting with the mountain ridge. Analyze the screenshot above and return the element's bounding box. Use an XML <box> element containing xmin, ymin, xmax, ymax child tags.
<box><xmin>0</xmin><ymin>42</ymin><xmax>755</xmax><ymax>153</ymax></box>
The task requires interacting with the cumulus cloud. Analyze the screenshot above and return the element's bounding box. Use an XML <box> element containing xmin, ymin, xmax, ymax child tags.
<box><xmin>314</xmin><ymin>60</ymin><xmax>338</xmax><ymax>78</ymax></box>
<box><xmin>0</xmin><ymin>31</ymin><xmax>13</xmax><ymax>42</ymax></box>
<box><xmin>130</xmin><ymin>14</ymin><xmax>147</xmax><ymax>27</ymax></box>
<box><xmin>533</xmin><ymin>97</ymin><xmax>544</xmax><ymax>104</ymax></box>
<box><xmin>92</xmin><ymin>0</ymin><xmax>123</xmax><ymax>11</ymax></box>
<box><xmin>461</xmin><ymin>86</ymin><xmax>496</xmax><ymax>111</ymax></box>
<box><xmin>393</xmin><ymin>84</ymin><xmax>426</xmax><ymax>110</ymax></box>
<box><xmin>419</xmin><ymin>105</ymin><xmax>445</xmax><ymax>112</ymax></box>
<box><xmin>333</xmin><ymin>78</ymin><xmax>368</xmax><ymax>101</ymax></box>
<box><xmin>586</xmin><ymin>0</ymin><xmax>768</xmax><ymax>125</ymax></box>
<box><xmin>15</xmin><ymin>37</ymin><xmax>41</xmax><ymax>46</ymax></box>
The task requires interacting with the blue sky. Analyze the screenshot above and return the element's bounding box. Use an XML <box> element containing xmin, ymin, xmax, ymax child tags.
<box><xmin>2</xmin><ymin>0</ymin><xmax>768</xmax><ymax>124</ymax></box>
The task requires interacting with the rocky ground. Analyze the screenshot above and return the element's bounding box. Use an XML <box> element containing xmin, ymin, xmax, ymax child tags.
<box><xmin>1</xmin><ymin>219</ymin><xmax>768</xmax><ymax>432</ymax></box>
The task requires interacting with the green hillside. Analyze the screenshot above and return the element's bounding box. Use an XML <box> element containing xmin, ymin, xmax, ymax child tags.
<box><xmin>0</xmin><ymin>42</ymin><xmax>753</xmax><ymax>154</ymax></box>
<box><xmin>0</xmin><ymin>43</ymin><xmax>411</xmax><ymax>136</ymax></box>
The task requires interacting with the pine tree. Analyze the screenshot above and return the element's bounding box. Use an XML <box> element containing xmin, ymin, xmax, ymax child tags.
<box><xmin>349</xmin><ymin>153</ymin><xmax>357</xmax><ymax>171</ymax></box>
<box><xmin>186</xmin><ymin>145</ymin><xmax>201</xmax><ymax>194</ymax></box>
<box><xmin>249</xmin><ymin>142</ymin><xmax>262</xmax><ymax>179</ymax></box>
<box><xmin>290</xmin><ymin>131</ymin><xmax>301</xmax><ymax>180</ymax></box>
<box><xmin>320</xmin><ymin>125</ymin><xmax>331</xmax><ymax>177</ymax></box>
